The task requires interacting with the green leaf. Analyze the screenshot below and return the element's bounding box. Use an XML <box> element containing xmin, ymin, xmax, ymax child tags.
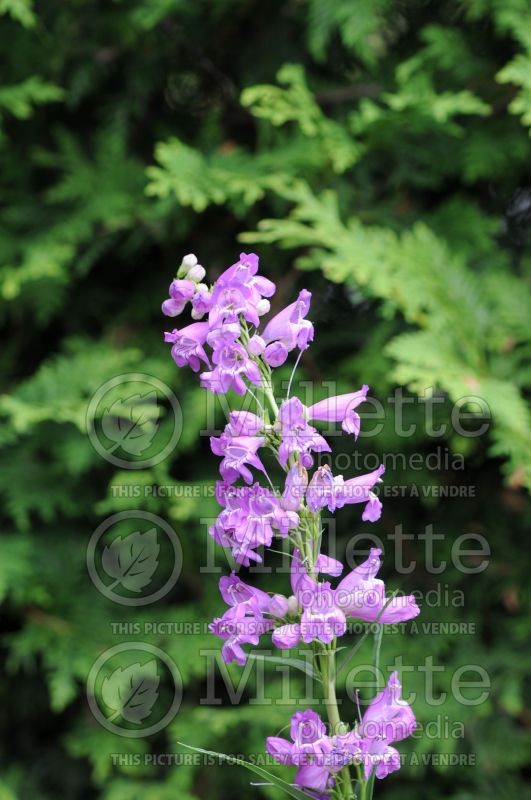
<box><xmin>176</xmin><ymin>742</ymin><xmax>311</xmax><ymax>800</ymax></box>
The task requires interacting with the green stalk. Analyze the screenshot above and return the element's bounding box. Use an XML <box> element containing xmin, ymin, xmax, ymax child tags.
<box><xmin>320</xmin><ymin>648</ymin><xmax>355</xmax><ymax>800</ymax></box>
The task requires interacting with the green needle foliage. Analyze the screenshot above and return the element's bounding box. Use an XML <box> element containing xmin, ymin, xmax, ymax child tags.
<box><xmin>0</xmin><ymin>1</ymin><xmax>530</xmax><ymax>799</ymax></box>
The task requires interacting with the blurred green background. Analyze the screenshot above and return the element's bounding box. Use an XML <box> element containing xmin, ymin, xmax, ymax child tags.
<box><xmin>1</xmin><ymin>0</ymin><xmax>531</xmax><ymax>798</ymax></box>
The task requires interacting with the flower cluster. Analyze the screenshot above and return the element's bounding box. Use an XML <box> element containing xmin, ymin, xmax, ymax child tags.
<box><xmin>163</xmin><ymin>252</ymin><xmax>420</xmax><ymax>797</ymax></box>
<box><xmin>266</xmin><ymin>672</ymin><xmax>416</xmax><ymax>793</ymax></box>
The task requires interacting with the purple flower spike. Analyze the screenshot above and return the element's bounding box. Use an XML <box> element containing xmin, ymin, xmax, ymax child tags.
<box><xmin>307</xmin><ymin>384</ymin><xmax>369</xmax><ymax>438</ymax></box>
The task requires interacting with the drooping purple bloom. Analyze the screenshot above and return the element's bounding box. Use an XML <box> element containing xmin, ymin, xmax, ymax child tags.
<box><xmin>359</xmin><ymin>671</ymin><xmax>416</xmax><ymax>779</ymax></box>
<box><xmin>277</xmin><ymin>397</ymin><xmax>331</xmax><ymax>468</ymax></box>
<box><xmin>334</xmin><ymin>548</ymin><xmax>420</xmax><ymax>623</ymax></box>
<box><xmin>262</xmin><ymin>289</ymin><xmax>314</xmax><ymax>366</ymax></box>
<box><xmin>162</xmin><ymin>279</ymin><xmax>196</xmax><ymax>317</ymax></box>
<box><xmin>307</xmin><ymin>385</ymin><xmax>369</xmax><ymax>439</ymax></box>
<box><xmin>164</xmin><ymin>322</ymin><xmax>210</xmax><ymax>372</ymax></box>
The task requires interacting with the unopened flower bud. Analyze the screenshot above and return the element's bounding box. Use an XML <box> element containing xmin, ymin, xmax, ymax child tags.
<box><xmin>269</xmin><ymin>594</ymin><xmax>289</xmax><ymax>617</ymax></box>
<box><xmin>182</xmin><ymin>253</ymin><xmax>198</xmax><ymax>268</ymax></box>
<box><xmin>287</xmin><ymin>595</ymin><xmax>299</xmax><ymax>616</ymax></box>
<box><xmin>195</xmin><ymin>282</ymin><xmax>209</xmax><ymax>294</ymax></box>
<box><xmin>256</xmin><ymin>298</ymin><xmax>271</xmax><ymax>316</ymax></box>
<box><xmin>187</xmin><ymin>264</ymin><xmax>206</xmax><ymax>282</ymax></box>
<box><xmin>248</xmin><ymin>334</ymin><xmax>265</xmax><ymax>356</ymax></box>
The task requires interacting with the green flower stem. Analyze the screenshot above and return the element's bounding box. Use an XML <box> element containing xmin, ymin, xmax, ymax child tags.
<box><xmin>320</xmin><ymin>647</ymin><xmax>355</xmax><ymax>800</ymax></box>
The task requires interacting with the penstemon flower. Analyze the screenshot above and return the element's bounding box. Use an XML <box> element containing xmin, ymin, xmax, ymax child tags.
<box><xmin>163</xmin><ymin>252</ymin><xmax>420</xmax><ymax>800</ymax></box>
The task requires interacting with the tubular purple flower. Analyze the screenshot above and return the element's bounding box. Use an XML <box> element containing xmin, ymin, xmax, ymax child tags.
<box><xmin>226</xmin><ymin>410</ymin><xmax>264</xmax><ymax>437</ymax></box>
<box><xmin>200</xmin><ymin>338</ymin><xmax>261</xmax><ymax>395</ymax></box>
<box><xmin>359</xmin><ymin>671</ymin><xmax>416</xmax><ymax>779</ymax></box>
<box><xmin>190</xmin><ymin>284</ymin><xmax>212</xmax><ymax>318</ymax></box>
<box><xmin>211</xmin><ymin>482</ymin><xmax>298</xmax><ymax>565</ymax></box>
<box><xmin>219</xmin><ymin>573</ymin><xmax>270</xmax><ymax>611</ymax></box>
<box><xmin>334</xmin><ymin>548</ymin><xmax>420</xmax><ymax>623</ymax></box>
<box><xmin>263</xmin><ymin>340</ymin><xmax>289</xmax><ymax>367</ymax></box>
<box><xmin>210</xmin><ymin>434</ymin><xmax>266</xmax><ymax>484</ymax></box>
<box><xmin>277</xmin><ymin>397</ymin><xmax>331</xmax><ymax>467</ymax></box>
<box><xmin>247</xmin><ymin>334</ymin><xmax>265</xmax><ymax>356</ymax></box>
<box><xmin>164</xmin><ymin>322</ymin><xmax>210</xmax><ymax>372</ymax></box>
<box><xmin>209</xmin><ymin>598</ymin><xmax>273</xmax><ymax>665</ymax></box>
<box><xmin>272</xmin><ymin>622</ymin><xmax>303</xmax><ymax>649</ymax></box>
<box><xmin>307</xmin><ymin>464</ymin><xmax>385</xmax><ymax>521</ymax></box>
<box><xmin>334</xmin><ymin>465</ymin><xmax>386</xmax><ymax>509</ymax></box>
<box><xmin>209</xmin><ymin>252</ymin><xmax>275</xmax><ymax>328</ymax></box>
<box><xmin>306</xmin><ymin>465</ymin><xmax>336</xmax><ymax>512</ymax></box>
<box><xmin>262</xmin><ymin>289</ymin><xmax>314</xmax><ymax>355</ymax></box>
<box><xmin>307</xmin><ymin>384</ymin><xmax>369</xmax><ymax>439</ymax></box>
<box><xmin>299</xmin><ymin>581</ymin><xmax>346</xmax><ymax>644</ymax></box>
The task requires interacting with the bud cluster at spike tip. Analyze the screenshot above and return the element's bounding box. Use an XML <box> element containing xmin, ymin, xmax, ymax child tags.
<box><xmin>162</xmin><ymin>253</ymin><xmax>420</xmax><ymax>795</ymax></box>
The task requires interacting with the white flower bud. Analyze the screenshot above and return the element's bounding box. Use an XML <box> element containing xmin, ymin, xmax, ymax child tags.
<box><xmin>256</xmin><ymin>298</ymin><xmax>270</xmax><ymax>316</ymax></box>
<box><xmin>287</xmin><ymin>595</ymin><xmax>299</xmax><ymax>616</ymax></box>
<box><xmin>187</xmin><ymin>264</ymin><xmax>206</xmax><ymax>282</ymax></box>
<box><xmin>195</xmin><ymin>282</ymin><xmax>209</xmax><ymax>295</ymax></box>
<box><xmin>182</xmin><ymin>253</ymin><xmax>198</xmax><ymax>268</ymax></box>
